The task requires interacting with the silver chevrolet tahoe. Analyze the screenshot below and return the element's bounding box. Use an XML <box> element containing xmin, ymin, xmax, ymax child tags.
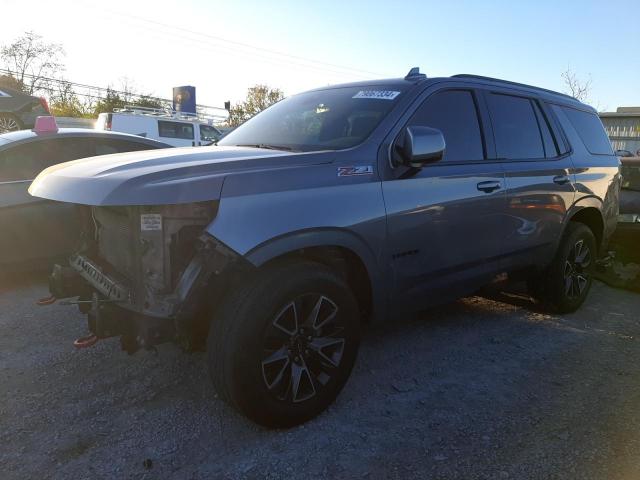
<box><xmin>30</xmin><ymin>68</ymin><xmax>620</xmax><ymax>427</ymax></box>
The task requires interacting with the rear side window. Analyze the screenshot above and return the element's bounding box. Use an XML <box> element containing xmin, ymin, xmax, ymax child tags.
<box><xmin>407</xmin><ymin>90</ymin><xmax>484</xmax><ymax>162</ymax></box>
<box><xmin>487</xmin><ymin>93</ymin><xmax>544</xmax><ymax>160</ymax></box>
<box><xmin>0</xmin><ymin>138</ymin><xmax>93</xmax><ymax>182</ymax></box>
<box><xmin>94</xmin><ymin>139</ymin><xmax>163</xmax><ymax>155</ymax></box>
<box><xmin>561</xmin><ymin>107</ymin><xmax>613</xmax><ymax>155</ymax></box>
<box><xmin>158</xmin><ymin>121</ymin><xmax>194</xmax><ymax>140</ymax></box>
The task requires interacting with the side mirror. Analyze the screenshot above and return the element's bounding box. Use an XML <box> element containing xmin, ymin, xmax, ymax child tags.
<box><xmin>399</xmin><ymin>126</ymin><xmax>445</xmax><ymax>167</ymax></box>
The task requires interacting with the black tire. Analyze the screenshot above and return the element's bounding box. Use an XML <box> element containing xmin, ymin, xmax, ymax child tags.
<box><xmin>528</xmin><ymin>222</ymin><xmax>596</xmax><ymax>313</ymax></box>
<box><xmin>207</xmin><ymin>260</ymin><xmax>360</xmax><ymax>428</ymax></box>
<box><xmin>0</xmin><ymin>113</ymin><xmax>22</xmax><ymax>133</ymax></box>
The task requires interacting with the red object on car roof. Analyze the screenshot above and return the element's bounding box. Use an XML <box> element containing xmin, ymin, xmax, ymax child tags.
<box><xmin>33</xmin><ymin>116</ymin><xmax>58</xmax><ymax>133</ymax></box>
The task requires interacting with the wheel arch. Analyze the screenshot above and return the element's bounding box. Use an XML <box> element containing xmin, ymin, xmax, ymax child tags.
<box><xmin>565</xmin><ymin>198</ymin><xmax>605</xmax><ymax>253</ymax></box>
<box><xmin>245</xmin><ymin>229</ymin><xmax>388</xmax><ymax>323</ymax></box>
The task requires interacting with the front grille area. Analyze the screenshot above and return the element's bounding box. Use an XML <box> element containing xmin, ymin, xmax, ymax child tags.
<box><xmin>92</xmin><ymin>207</ymin><xmax>137</xmax><ymax>281</ymax></box>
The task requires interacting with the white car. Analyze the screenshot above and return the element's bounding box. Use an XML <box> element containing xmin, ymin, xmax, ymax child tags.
<box><xmin>95</xmin><ymin>107</ymin><xmax>222</xmax><ymax>147</ymax></box>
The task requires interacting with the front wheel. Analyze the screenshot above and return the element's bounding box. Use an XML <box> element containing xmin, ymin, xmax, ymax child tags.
<box><xmin>528</xmin><ymin>222</ymin><xmax>596</xmax><ymax>313</ymax></box>
<box><xmin>207</xmin><ymin>261</ymin><xmax>360</xmax><ymax>427</ymax></box>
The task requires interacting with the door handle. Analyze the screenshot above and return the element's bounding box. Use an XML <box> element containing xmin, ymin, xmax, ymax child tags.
<box><xmin>477</xmin><ymin>180</ymin><xmax>502</xmax><ymax>193</ymax></box>
<box><xmin>553</xmin><ymin>175</ymin><xmax>570</xmax><ymax>185</ymax></box>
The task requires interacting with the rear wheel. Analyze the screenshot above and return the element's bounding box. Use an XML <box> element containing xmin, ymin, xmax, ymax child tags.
<box><xmin>0</xmin><ymin>114</ymin><xmax>22</xmax><ymax>133</ymax></box>
<box><xmin>207</xmin><ymin>261</ymin><xmax>360</xmax><ymax>427</ymax></box>
<box><xmin>528</xmin><ymin>222</ymin><xmax>596</xmax><ymax>313</ymax></box>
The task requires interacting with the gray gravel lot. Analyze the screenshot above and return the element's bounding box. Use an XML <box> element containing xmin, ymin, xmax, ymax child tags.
<box><xmin>1</xmin><ymin>275</ymin><xmax>639</xmax><ymax>480</ymax></box>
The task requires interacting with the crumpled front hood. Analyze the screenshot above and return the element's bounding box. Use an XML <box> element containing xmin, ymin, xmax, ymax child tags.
<box><xmin>29</xmin><ymin>146</ymin><xmax>325</xmax><ymax>206</ymax></box>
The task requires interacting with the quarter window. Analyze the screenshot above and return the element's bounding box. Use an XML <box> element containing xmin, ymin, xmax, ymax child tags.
<box><xmin>407</xmin><ymin>90</ymin><xmax>484</xmax><ymax>162</ymax></box>
<box><xmin>561</xmin><ymin>106</ymin><xmax>613</xmax><ymax>155</ymax></box>
<box><xmin>158</xmin><ymin>121</ymin><xmax>194</xmax><ymax>140</ymax></box>
<box><xmin>487</xmin><ymin>93</ymin><xmax>545</xmax><ymax>160</ymax></box>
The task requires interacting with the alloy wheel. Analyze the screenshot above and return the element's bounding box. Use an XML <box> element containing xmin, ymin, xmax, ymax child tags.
<box><xmin>0</xmin><ymin>115</ymin><xmax>19</xmax><ymax>133</ymax></box>
<box><xmin>261</xmin><ymin>294</ymin><xmax>346</xmax><ymax>403</ymax></box>
<box><xmin>563</xmin><ymin>239</ymin><xmax>592</xmax><ymax>299</ymax></box>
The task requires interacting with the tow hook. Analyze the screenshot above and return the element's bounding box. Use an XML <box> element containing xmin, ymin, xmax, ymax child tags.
<box><xmin>36</xmin><ymin>295</ymin><xmax>57</xmax><ymax>306</ymax></box>
<box><xmin>73</xmin><ymin>334</ymin><xmax>99</xmax><ymax>349</ymax></box>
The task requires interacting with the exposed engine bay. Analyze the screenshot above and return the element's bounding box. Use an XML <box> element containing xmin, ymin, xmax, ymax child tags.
<box><xmin>48</xmin><ymin>202</ymin><xmax>242</xmax><ymax>353</ymax></box>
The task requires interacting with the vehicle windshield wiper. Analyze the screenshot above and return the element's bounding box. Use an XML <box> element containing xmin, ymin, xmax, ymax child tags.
<box><xmin>235</xmin><ymin>143</ymin><xmax>299</xmax><ymax>152</ymax></box>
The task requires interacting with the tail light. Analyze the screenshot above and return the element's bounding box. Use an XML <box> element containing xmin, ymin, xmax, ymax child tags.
<box><xmin>39</xmin><ymin>97</ymin><xmax>50</xmax><ymax>114</ymax></box>
<box><xmin>104</xmin><ymin>113</ymin><xmax>112</xmax><ymax>131</ymax></box>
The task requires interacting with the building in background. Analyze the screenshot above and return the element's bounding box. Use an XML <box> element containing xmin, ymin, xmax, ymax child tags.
<box><xmin>600</xmin><ymin>107</ymin><xmax>640</xmax><ymax>156</ymax></box>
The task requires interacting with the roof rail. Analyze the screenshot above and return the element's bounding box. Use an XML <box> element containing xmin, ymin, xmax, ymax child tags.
<box><xmin>112</xmin><ymin>105</ymin><xmax>227</xmax><ymax>124</ymax></box>
<box><xmin>451</xmin><ymin>74</ymin><xmax>577</xmax><ymax>101</ymax></box>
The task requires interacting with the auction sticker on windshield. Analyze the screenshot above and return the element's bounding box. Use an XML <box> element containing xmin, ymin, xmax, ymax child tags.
<box><xmin>353</xmin><ymin>90</ymin><xmax>400</xmax><ymax>100</ymax></box>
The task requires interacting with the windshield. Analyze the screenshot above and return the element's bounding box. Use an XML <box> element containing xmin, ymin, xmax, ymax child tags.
<box><xmin>217</xmin><ymin>85</ymin><xmax>405</xmax><ymax>152</ymax></box>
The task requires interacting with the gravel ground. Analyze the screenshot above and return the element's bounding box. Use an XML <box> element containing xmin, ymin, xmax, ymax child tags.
<box><xmin>1</xmin><ymin>275</ymin><xmax>639</xmax><ymax>480</ymax></box>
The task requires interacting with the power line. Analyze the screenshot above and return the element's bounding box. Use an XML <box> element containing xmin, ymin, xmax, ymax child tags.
<box><xmin>0</xmin><ymin>68</ymin><xmax>226</xmax><ymax>112</ymax></box>
<box><xmin>100</xmin><ymin>8</ymin><xmax>388</xmax><ymax>80</ymax></box>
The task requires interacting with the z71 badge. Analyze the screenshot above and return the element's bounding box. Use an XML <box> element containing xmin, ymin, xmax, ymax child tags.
<box><xmin>337</xmin><ymin>166</ymin><xmax>374</xmax><ymax>177</ymax></box>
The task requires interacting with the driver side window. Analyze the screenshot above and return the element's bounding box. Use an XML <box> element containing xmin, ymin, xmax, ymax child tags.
<box><xmin>408</xmin><ymin>90</ymin><xmax>485</xmax><ymax>162</ymax></box>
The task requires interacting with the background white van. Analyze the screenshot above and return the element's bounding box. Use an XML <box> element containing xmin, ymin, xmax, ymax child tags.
<box><xmin>95</xmin><ymin>107</ymin><xmax>223</xmax><ymax>147</ymax></box>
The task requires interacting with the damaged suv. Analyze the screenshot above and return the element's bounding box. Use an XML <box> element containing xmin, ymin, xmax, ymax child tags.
<box><xmin>30</xmin><ymin>68</ymin><xmax>620</xmax><ymax>427</ymax></box>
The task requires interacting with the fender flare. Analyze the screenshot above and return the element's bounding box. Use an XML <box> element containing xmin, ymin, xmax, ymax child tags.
<box><xmin>244</xmin><ymin>228</ymin><xmax>389</xmax><ymax>322</ymax></box>
<box><xmin>561</xmin><ymin>195</ymin><xmax>605</xmax><ymax>248</ymax></box>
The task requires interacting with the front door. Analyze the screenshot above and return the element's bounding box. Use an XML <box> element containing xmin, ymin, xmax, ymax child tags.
<box><xmin>382</xmin><ymin>88</ymin><xmax>508</xmax><ymax>310</ymax></box>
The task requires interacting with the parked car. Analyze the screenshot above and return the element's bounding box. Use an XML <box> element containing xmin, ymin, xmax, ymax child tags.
<box><xmin>31</xmin><ymin>69</ymin><xmax>620</xmax><ymax>427</ymax></box>
<box><xmin>0</xmin><ymin>117</ymin><xmax>171</xmax><ymax>271</ymax></box>
<box><xmin>615</xmin><ymin>149</ymin><xmax>634</xmax><ymax>158</ymax></box>
<box><xmin>0</xmin><ymin>87</ymin><xmax>50</xmax><ymax>133</ymax></box>
<box><xmin>95</xmin><ymin>107</ymin><xmax>222</xmax><ymax>147</ymax></box>
<box><xmin>595</xmin><ymin>157</ymin><xmax>640</xmax><ymax>290</ymax></box>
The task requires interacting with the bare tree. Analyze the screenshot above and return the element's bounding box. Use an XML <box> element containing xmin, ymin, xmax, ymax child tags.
<box><xmin>0</xmin><ymin>31</ymin><xmax>65</xmax><ymax>94</ymax></box>
<box><xmin>561</xmin><ymin>67</ymin><xmax>592</xmax><ymax>103</ymax></box>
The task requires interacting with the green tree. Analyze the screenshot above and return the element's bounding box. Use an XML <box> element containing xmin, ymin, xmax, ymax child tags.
<box><xmin>132</xmin><ymin>95</ymin><xmax>166</xmax><ymax>110</ymax></box>
<box><xmin>92</xmin><ymin>88</ymin><xmax>127</xmax><ymax>115</ymax></box>
<box><xmin>228</xmin><ymin>85</ymin><xmax>284</xmax><ymax>127</ymax></box>
<box><xmin>0</xmin><ymin>31</ymin><xmax>64</xmax><ymax>94</ymax></box>
<box><xmin>49</xmin><ymin>80</ymin><xmax>92</xmax><ymax>118</ymax></box>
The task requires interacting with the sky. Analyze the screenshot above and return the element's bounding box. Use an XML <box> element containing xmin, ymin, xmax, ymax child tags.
<box><xmin>1</xmin><ymin>0</ymin><xmax>638</xmax><ymax>112</ymax></box>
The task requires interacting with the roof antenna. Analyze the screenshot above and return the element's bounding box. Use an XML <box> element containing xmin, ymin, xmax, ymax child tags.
<box><xmin>405</xmin><ymin>67</ymin><xmax>426</xmax><ymax>81</ymax></box>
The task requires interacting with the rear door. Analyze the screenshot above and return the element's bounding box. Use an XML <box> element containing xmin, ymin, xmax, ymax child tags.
<box><xmin>482</xmin><ymin>89</ymin><xmax>576</xmax><ymax>271</ymax></box>
<box><xmin>382</xmin><ymin>87</ymin><xmax>509</xmax><ymax>309</ymax></box>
